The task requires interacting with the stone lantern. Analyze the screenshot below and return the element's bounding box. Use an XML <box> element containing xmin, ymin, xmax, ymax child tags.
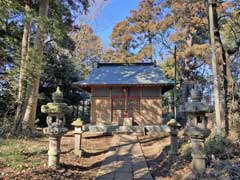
<box><xmin>71</xmin><ymin>118</ymin><xmax>83</xmax><ymax>157</ymax></box>
<box><xmin>183</xmin><ymin>88</ymin><xmax>212</xmax><ymax>174</ymax></box>
<box><xmin>41</xmin><ymin>87</ymin><xmax>72</xmax><ymax>169</ymax></box>
<box><xmin>167</xmin><ymin>118</ymin><xmax>181</xmax><ymax>155</ymax></box>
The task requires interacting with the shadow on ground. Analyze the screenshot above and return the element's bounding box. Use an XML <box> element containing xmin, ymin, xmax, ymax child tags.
<box><xmin>142</xmin><ymin>136</ymin><xmax>192</xmax><ymax>179</ymax></box>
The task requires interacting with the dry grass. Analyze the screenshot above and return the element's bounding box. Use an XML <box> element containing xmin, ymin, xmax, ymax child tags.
<box><xmin>0</xmin><ymin>132</ymin><xmax>113</xmax><ymax>180</ymax></box>
<box><xmin>0</xmin><ymin>137</ymin><xmax>48</xmax><ymax>171</ymax></box>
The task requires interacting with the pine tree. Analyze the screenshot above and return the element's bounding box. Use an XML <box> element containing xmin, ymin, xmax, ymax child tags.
<box><xmin>108</xmin><ymin>0</ymin><xmax>164</xmax><ymax>63</ymax></box>
<box><xmin>71</xmin><ymin>24</ymin><xmax>103</xmax><ymax>76</ymax></box>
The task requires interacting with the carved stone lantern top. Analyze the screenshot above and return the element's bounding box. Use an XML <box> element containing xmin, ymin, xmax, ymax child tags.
<box><xmin>71</xmin><ymin>118</ymin><xmax>83</xmax><ymax>127</ymax></box>
<box><xmin>184</xmin><ymin>87</ymin><xmax>211</xmax><ymax>138</ymax></box>
<box><xmin>184</xmin><ymin>88</ymin><xmax>213</xmax><ymax>114</ymax></box>
<box><xmin>71</xmin><ymin>118</ymin><xmax>83</xmax><ymax>134</ymax></box>
<box><xmin>41</xmin><ymin>87</ymin><xmax>72</xmax><ymax>115</ymax></box>
<box><xmin>41</xmin><ymin>87</ymin><xmax>72</xmax><ymax>136</ymax></box>
<box><xmin>52</xmin><ymin>87</ymin><xmax>63</xmax><ymax>103</ymax></box>
<box><xmin>167</xmin><ymin>118</ymin><xmax>181</xmax><ymax>128</ymax></box>
<box><xmin>167</xmin><ymin>118</ymin><xmax>181</xmax><ymax>135</ymax></box>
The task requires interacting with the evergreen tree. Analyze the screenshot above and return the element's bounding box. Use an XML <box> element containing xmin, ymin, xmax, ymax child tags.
<box><xmin>71</xmin><ymin>24</ymin><xmax>103</xmax><ymax>77</ymax></box>
<box><xmin>107</xmin><ymin>0</ymin><xmax>165</xmax><ymax>63</ymax></box>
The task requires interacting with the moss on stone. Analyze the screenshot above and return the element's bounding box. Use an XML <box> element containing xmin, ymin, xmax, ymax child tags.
<box><xmin>71</xmin><ymin>118</ymin><xmax>83</xmax><ymax>127</ymax></box>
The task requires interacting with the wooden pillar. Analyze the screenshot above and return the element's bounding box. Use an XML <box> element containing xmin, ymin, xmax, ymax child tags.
<box><xmin>123</xmin><ymin>88</ymin><xmax>128</xmax><ymax>114</ymax></box>
<box><xmin>110</xmin><ymin>88</ymin><xmax>113</xmax><ymax>123</ymax></box>
<box><xmin>90</xmin><ymin>87</ymin><xmax>94</xmax><ymax>124</ymax></box>
<box><xmin>159</xmin><ymin>87</ymin><xmax>163</xmax><ymax>120</ymax></box>
<box><xmin>140</xmin><ymin>87</ymin><xmax>143</xmax><ymax>120</ymax></box>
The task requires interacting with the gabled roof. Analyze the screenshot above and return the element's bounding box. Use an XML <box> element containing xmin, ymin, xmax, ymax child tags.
<box><xmin>73</xmin><ymin>63</ymin><xmax>174</xmax><ymax>92</ymax></box>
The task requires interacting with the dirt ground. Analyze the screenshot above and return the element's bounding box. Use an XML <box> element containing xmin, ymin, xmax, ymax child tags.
<box><xmin>1</xmin><ymin>132</ymin><xmax>240</xmax><ymax>180</ymax></box>
<box><xmin>1</xmin><ymin>132</ymin><xmax>191</xmax><ymax>180</ymax></box>
<box><xmin>139</xmin><ymin>134</ymin><xmax>192</xmax><ymax>180</ymax></box>
<box><xmin>0</xmin><ymin>132</ymin><xmax>113</xmax><ymax>180</ymax></box>
<box><xmin>139</xmin><ymin>133</ymin><xmax>240</xmax><ymax>180</ymax></box>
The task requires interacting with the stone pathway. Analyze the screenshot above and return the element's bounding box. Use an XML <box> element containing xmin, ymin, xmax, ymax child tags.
<box><xmin>96</xmin><ymin>134</ymin><xmax>153</xmax><ymax>180</ymax></box>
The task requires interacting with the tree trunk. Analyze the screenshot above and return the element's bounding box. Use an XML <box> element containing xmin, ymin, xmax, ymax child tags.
<box><xmin>181</xmin><ymin>58</ymin><xmax>190</xmax><ymax>104</ymax></box>
<box><xmin>208</xmin><ymin>0</ymin><xmax>225</xmax><ymax>136</ymax></box>
<box><xmin>181</xmin><ymin>33</ymin><xmax>192</xmax><ymax>105</ymax></box>
<box><xmin>210</xmin><ymin>1</ymin><xmax>239</xmax><ymax>136</ymax></box>
<box><xmin>212</xmin><ymin>2</ymin><xmax>229</xmax><ymax>135</ymax></box>
<box><xmin>13</xmin><ymin>0</ymin><xmax>32</xmax><ymax>133</ymax></box>
<box><xmin>82</xmin><ymin>100</ymin><xmax>85</xmax><ymax>117</ymax></box>
<box><xmin>76</xmin><ymin>105</ymin><xmax>79</xmax><ymax>118</ymax></box>
<box><xmin>227</xmin><ymin>62</ymin><xmax>239</xmax><ymax>120</ymax></box>
<box><xmin>147</xmin><ymin>30</ymin><xmax>153</xmax><ymax>62</ymax></box>
<box><xmin>22</xmin><ymin>0</ymin><xmax>49</xmax><ymax>134</ymax></box>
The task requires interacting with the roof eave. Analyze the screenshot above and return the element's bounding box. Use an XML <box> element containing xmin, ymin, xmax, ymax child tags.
<box><xmin>72</xmin><ymin>83</ymin><xmax>174</xmax><ymax>93</ymax></box>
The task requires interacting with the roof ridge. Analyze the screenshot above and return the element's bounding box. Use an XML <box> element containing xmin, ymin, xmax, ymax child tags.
<box><xmin>97</xmin><ymin>62</ymin><xmax>155</xmax><ymax>68</ymax></box>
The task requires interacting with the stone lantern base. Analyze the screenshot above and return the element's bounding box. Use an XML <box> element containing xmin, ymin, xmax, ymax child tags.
<box><xmin>167</xmin><ymin>118</ymin><xmax>181</xmax><ymax>156</ymax></box>
<box><xmin>48</xmin><ymin>135</ymin><xmax>61</xmax><ymax>169</ymax></box>
<box><xmin>73</xmin><ymin>132</ymin><xmax>83</xmax><ymax>157</ymax></box>
<box><xmin>191</xmin><ymin>137</ymin><xmax>206</xmax><ymax>174</ymax></box>
<box><xmin>44</xmin><ymin>127</ymin><xmax>67</xmax><ymax>169</ymax></box>
<box><xmin>169</xmin><ymin>131</ymin><xmax>178</xmax><ymax>156</ymax></box>
<box><xmin>184</xmin><ymin>127</ymin><xmax>210</xmax><ymax>175</ymax></box>
<box><xmin>74</xmin><ymin>149</ymin><xmax>82</xmax><ymax>157</ymax></box>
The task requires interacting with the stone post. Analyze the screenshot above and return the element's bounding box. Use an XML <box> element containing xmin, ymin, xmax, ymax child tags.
<box><xmin>167</xmin><ymin>118</ymin><xmax>181</xmax><ymax>155</ymax></box>
<box><xmin>71</xmin><ymin>118</ymin><xmax>83</xmax><ymax>157</ymax></box>
<box><xmin>48</xmin><ymin>135</ymin><xmax>61</xmax><ymax>169</ymax></box>
<box><xmin>41</xmin><ymin>87</ymin><xmax>72</xmax><ymax>169</ymax></box>
<box><xmin>185</xmin><ymin>127</ymin><xmax>210</xmax><ymax>174</ymax></box>
<box><xmin>191</xmin><ymin>137</ymin><xmax>206</xmax><ymax>173</ymax></box>
<box><xmin>183</xmin><ymin>87</ymin><xmax>212</xmax><ymax>175</ymax></box>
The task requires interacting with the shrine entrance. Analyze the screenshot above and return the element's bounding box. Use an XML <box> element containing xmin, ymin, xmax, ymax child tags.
<box><xmin>112</xmin><ymin>95</ymin><xmax>140</xmax><ymax>126</ymax></box>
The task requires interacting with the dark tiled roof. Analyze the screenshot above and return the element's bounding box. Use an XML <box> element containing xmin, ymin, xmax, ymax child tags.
<box><xmin>74</xmin><ymin>63</ymin><xmax>174</xmax><ymax>87</ymax></box>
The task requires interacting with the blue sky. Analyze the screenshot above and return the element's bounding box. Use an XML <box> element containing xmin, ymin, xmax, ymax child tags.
<box><xmin>79</xmin><ymin>0</ymin><xmax>140</xmax><ymax>48</ymax></box>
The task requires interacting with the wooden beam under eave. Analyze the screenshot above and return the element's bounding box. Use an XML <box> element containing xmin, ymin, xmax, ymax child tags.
<box><xmin>73</xmin><ymin>83</ymin><xmax>174</xmax><ymax>94</ymax></box>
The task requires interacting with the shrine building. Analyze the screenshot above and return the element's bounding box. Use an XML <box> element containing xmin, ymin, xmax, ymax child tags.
<box><xmin>73</xmin><ymin>62</ymin><xmax>174</xmax><ymax>126</ymax></box>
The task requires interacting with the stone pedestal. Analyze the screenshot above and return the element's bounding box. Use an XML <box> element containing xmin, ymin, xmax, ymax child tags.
<box><xmin>191</xmin><ymin>137</ymin><xmax>206</xmax><ymax>174</ymax></box>
<box><xmin>43</xmin><ymin>127</ymin><xmax>67</xmax><ymax>169</ymax></box>
<box><xmin>184</xmin><ymin>126</ymin><xmax>211</xmax><ymax>174</ymax></box>
<box><xmin>167</xmin><ymin>118</ymin><xmax>181</xmax><ymax>155</ymax></box>
<box><xmin>71</xmin><ymin>118</ymin><xmax>83</xmax><ymax>157</ymax></box>
<box><xmin>169</xmin><ymin>131</ymin><xmax>178</xmax><ymax>155</ymax></box>
<box><xmin>74</xmin><ymin>127</ymin><xmax>83</xmax><ymax>157</ymax></box>
<box><xmin>48</xmin><ymin>136</ymin><xmax>61</xmax><ymax>169</ymax></box>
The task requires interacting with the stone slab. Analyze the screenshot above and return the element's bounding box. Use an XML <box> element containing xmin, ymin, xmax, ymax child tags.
<box><xmin>96</xmin><ymin>134</ymin><xmax>152</xmax><ymax>180</ymax></box>
<box><xmin>85</xmin><ymin>125</ymin><xmax>170</xmax><ymax>134</ymax></box>
<box><xmin>96</xmin><ymin>171</ymin><xmax>115</xmax><ymax>179</ymax></box>
<box><xmin>114</xmin><ymin>172</ymin><xmax>132</xmax><ymax>180</ymax></box>
<box><xmin>133</xmin><ymin>169</ymin><xmax>152</xmax><ymax>179</ymax></box>
<box><xmin>144</xmin><ymin>125</ymin><xmax>170</xmax><ymax>133</ymax></box>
